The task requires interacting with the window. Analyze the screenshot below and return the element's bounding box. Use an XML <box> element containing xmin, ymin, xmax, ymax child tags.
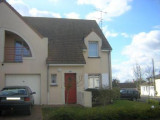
<box><xmin>88</xmin><ymin>74</ymin><xmax>101</xmax><ymax>88</ymax></box>
<box><xmin>88</xmin><ymin>42</ymin><xmax>98</xmax><ymax>57</ymax></box>
<box><xmin>51</xmin><ymin>74</ymin><xmax>57</xmax><ymax>85</ymax></box>
<box><xmin>15</xmin><ymin>40</ymin><xmax>32</xmax><ymax>62</ymax></box>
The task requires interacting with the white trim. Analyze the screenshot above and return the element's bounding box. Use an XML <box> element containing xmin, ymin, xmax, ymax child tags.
<box><xmin>83</xmin><ymin>49</ymin><xmax>87</xmax><ymax>52</ymax></box>
<box><xmin>48</xmin><ymin>64</ymin><xmax>85</xmax><ymax>66</ymax></box>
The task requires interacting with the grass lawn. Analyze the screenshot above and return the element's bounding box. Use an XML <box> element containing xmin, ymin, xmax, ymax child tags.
<box><xmin>42</xmin><ymin>100</ymin><xmax>160</xmax><ymax>120</ymax></box>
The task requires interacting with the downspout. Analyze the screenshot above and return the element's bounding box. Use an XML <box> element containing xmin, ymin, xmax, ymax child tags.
<box><xmin>108</xmin><ymin>51</ymin><xmax>112</xmax><ymax>89</ymax></box>
<box><xmin>47</xmin><ymin>64</ymin><xmax>50</xmax><ymax>104</ymax></box>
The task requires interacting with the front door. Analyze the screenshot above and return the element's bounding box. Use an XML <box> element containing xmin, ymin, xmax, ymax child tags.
<box><xmin>65</xmin><ymin>73</ymin><xmax>76</xmax><ymax>104</ymax></box>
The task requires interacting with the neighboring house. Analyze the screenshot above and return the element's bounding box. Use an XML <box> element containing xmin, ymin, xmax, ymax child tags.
<box><xmin>140</xmin><ymin>83</ymin><xmax>155</xmax><ymax>96</ymax></box>
<box><xmin>140</xmin><ymin>75</ymin><xmax>160</xmax><ymax>97</ymax></box>
<box><xmin>118</xmin><ymin>83</ymin><xmax>137</xmax><ymax>90</ymax></box>
<box><xmin>0</xmin><ymin>0</ymin><xmax>112</xmax><ymax>107</ymax></box>
<box><xmin>155</xmin><ymin>74</ymin><xmax>160</xmax><ymax>96</ymax></box>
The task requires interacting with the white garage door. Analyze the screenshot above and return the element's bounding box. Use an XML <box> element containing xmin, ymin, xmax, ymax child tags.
<box><xmin>5</xmin><ymin>74</ymin><xmax>40</xmax><ymax>105</ymax></box>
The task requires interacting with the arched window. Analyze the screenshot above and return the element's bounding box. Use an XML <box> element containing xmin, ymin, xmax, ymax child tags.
<box><xmin>14</xmin><ymin>39</ymin><xmax>32</xmax><ymax>62</ymax></box>
<box><xmin>5</xmin><ymin>31</ymin><xmax>32</xmax><ymax>62</ymax></box>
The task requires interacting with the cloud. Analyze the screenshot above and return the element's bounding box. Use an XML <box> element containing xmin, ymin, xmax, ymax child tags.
<box><xmin>29</xmin><ymin>8</ymin><xmax>61</xmax><ymax>18</ymax></box>
<box><xmin>103</xmin><ymin>26</ymin><xmax>118</xmax><ymax>38</ymax></box>
<box><xmin>121</xmin><ymin>32</ymin><xmax>129</xmax><ymax>38</ymax></box>
<box><xmin>8</xmin><ymin>0</ymin><xmax>30</xmax><ymax>16</ymax></box>
<box><xmin>48</xmin><ymin>0</ymin><xmax>58</xmax><ymax>2</ymax></box>
<box><xmin>114</xmin><ymin>30</ymin><xmax>160</xmax><ymax>82</ymax></box>
<box><xmin>65</xmin><ymin>12</ymin><xmax>80</xmax><ymax>19</ymax></box>
<box><xmin>106</xmin><ymin>31</ymin><xmax>118</xmax><ymax>37</ymax></box>
<box><xmin>77</xmin><ymin>0</ymin><xmax>132</xmax><ymax>21</ymax></box>
<box><xmin>122</xmin><ymin>30</ymin><xmax>160</xmax><ymax>60</ymax></box>
<box><xmin>8</xmin><ymin>0</ymin><xmax>61</xmax><ymax>18</ymax></box>
<box><xmin>153</xmin><ymin>25</ymin><xmax>160</xmax><ymax>29</ymax></box>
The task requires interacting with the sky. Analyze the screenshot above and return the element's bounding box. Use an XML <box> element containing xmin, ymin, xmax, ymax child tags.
<box><xmin>6</xmin><ymin>0</ymin><xmax>160</xmax><ymax>82</ymax></box>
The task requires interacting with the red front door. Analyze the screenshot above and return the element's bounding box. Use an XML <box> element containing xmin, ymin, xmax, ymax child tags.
<box><xmin>65</xmin><ymin>73</ymin><xmax>76</xmax><ymax>104</ymax></box>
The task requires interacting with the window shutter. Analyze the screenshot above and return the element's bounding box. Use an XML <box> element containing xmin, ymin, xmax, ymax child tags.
<box><xmin>84</xmin><ymin>74</ymin><xmax>88</xmax><ymax>89</ymax></box>
<box><xmin>102</xmin><ymin>73</ymin><xmax>109</xmax><ymax>88</ymax></box>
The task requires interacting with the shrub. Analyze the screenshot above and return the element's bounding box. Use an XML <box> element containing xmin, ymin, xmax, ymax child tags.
<box><xmin>43</xmin><ymin>107</ymin><xmax>160</xmax><ymax>120</ymax></box>
<box><xmin>95</xmin><ymin>87</ymin><xmax>120</xmax><ymax>106</ymax></box>
<box><xmin>147</xmin><ymin>99</ymin><xmax>159</xmax><ymax>106</ymax></box>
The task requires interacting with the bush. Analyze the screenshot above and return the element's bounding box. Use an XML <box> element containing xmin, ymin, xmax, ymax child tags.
<box><xmin>43</xmin><ymin>106</ymin><xmax>160</xmax><ymax>120</ymax></box>
<box><xmin>93</xmin><ymin>87</ymin><xmax>120</xmax><ymax>106</ymax></box>
<box><xmin>147</xmin><ymin>99</ymin><xmax>159</xmax><ymax>106</ymax></box>
<box><xmin>42</xmin><ymin>100</ymin><xmax>160</xmax><ymax>120</ymax></box>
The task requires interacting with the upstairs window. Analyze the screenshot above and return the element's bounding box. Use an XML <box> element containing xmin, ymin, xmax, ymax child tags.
<box><xmin>15</xmin><ymin>40</ymin><xmax>32</xmax><ymax>57</ymax></box>
<box><xmin>15</xmin><ymin>40</ymin><xmax>32</xmax><ymax>62</ymax></box>
<box><xmin>88</xmin><ymin>42</ymin><xmax>98</xmax><ymax>57</ymax></box>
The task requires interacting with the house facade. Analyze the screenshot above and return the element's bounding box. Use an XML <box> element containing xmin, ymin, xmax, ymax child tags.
<box><xmin>155</xmin><ymin>74</ymin><xmax>160</xmax><ymax>96</ymax></box>
<box><xmin>140</xmin><ymin>85</ymin><xmax>155</xmax><ymax>96</ymax></box>
<box><xmin>0</xmin><ymin>0</ymin><xmax>112</xmax><ymax>107</ymax></box>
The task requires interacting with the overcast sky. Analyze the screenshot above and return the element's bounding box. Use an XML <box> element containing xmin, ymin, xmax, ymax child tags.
<box><xmin>7</xmin><ymin>0</ymin><xmax>160</xmax><ymax>82</ymax></box>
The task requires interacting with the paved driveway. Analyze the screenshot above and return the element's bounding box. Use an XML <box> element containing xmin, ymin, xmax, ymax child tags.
<box><xmin>0</xmin><ymin>105</ymin><xmax>42</xmax><ymax>120</ymax></box>
<box><xmin>139</xmin><ymin>95</ymin><xmax>160</xmax><ymax>102</ymax></box>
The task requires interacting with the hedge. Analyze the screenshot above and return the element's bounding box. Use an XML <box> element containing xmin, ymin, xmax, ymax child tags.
<box><xmin>43</xmin><ymin>105</ymin><xmax>160</xmax><ymax>120</ymax></box>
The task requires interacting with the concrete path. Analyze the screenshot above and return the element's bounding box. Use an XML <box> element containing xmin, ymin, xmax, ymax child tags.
<box><xmin>0</xmin><ymin>105</ymin><xmax>42</xmax><ymax>120</ymax></box>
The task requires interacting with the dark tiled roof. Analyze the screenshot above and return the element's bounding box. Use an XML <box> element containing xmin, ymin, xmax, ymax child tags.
<box><xmin>23</xmin><ymin>17</ymin><xmax>112</xmax><ymax>64</ymax></box>
<box><xmin>155</xmin><ymin>74</ymin><xmax>160</xmax><ymax>79</ymax></box>
<box><xmin>118</xmin><ymin>83</ymin><xmax>136</xmax><ymax>89</ymax></box>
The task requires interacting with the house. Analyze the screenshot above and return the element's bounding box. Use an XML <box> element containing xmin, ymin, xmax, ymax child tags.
<box><xmin>140</xmin><ymin>75</ymin><xmax>160</xmax><ymax>97</ymax></box>
<box><xmin>118</xmin><ymin>83</ymin><xmax>137</xmax><ymax>90</ymax></box>
<box><xmin>0</xmin><ymin>0</ymin><xmax>112</xmax><ymax>107</ymax></box>
<box><xmin>140</xmin><ymin>83</ymin><xmax>155</xmax><ymax>96</ymax></box>
<box><xmin>155</xmin><ymin>74</ymin><xmax>160</xmax><ymax>96</ymax></box>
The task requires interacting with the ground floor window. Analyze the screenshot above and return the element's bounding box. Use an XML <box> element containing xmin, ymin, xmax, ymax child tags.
<box><xmin>88</xmin><ymin>74</ymin><xmax>101</xmax><ymax>89</ymax></box>
<box><xmin>51</xmin><ymin>74</ymin><xmax>57</xmax><ymax>85</ymax></box>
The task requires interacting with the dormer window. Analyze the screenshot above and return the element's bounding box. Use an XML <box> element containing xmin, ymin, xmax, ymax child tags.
<box><xmin>88</xmin><ymin>41</ymin><xmax>98</xmax><ymax>57</ymax></box>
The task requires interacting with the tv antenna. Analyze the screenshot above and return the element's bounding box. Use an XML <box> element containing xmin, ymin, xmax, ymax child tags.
<box><xmin>95</xmin><ymin>9</ymin><xmax>107</xmax><ymax>31</ymax></box>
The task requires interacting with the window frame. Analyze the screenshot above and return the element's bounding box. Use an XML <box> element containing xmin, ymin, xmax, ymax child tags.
<box><xmin>14</xmin><ymin>39</ymin><xmax>32</xmax><ymax>60</ymax></box>
<box><xmin>88</xmin><ymin>41</ymin><xmax>99</xmax><ymax>57</ymax></box>
<box><xmin>50</xmin><ymin>74</ymin><xmax>57</xmax><ymax>86</ymax></box>
<box><xmin>88</xmin><ymin>74</ymin><xmax>101</xmax><ymax>89</ymax></box>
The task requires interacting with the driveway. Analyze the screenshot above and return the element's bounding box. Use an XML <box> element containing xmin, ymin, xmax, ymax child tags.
<box><xmin>138</xmin><ymin>95</ymin><xmax>160</xmax><ymax>102</ymax></box>
<box><xmin>0</xmin><ymin>105</ymin><xmax>42</xmax><ymax>120</ymax></box>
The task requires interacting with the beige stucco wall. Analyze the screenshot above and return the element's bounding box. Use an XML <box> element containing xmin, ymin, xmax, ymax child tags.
<box><xmin>0</xmin><ymin>2</ymin><xmax>48</xmax><ymax>104</ymax></box>
<box><xmin>84</xmin><ymin>31</ymin><xmax>108</xmax><ymax>72</ymax></box>
<box><xmin>155</xmin><ymin>79</ymin><xmax>160</xmax><ymax>96</ymax></box>
<box><xmin>48</xmin><ymin>66</ymin><xmax>92</xmax><ymax>107</ymax></box>
<box><xmin>47</xmin><ymin>31</ymin><xmax>111</xmax><ymax>107</ymax></box>
<box><xmin>0</xmin><ymin>2</ymin><xmax>111</xmax><ymax>107</ymax></box>
<box><xmin>48</xmin><ymin>66</ymin><xmax>84</xmax><ymax>104</ymax></box>
<box><xmin>83</xmin><ymin>31</ymin><xmax>111</xmax><ymax>87</ymax></box>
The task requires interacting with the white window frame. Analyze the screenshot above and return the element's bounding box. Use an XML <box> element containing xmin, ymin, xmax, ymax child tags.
<box><xmin>88</xmin><ymin>41</ymin><xmax>99</xmax><ymax>57</ymax></box>
<box><xmin>51</xmin><ymin>74</ymin><xmax>57</xmax><ymax>86</ymax></box>
<box><xmin>88</xmin><ymin>74</ymin><xmax>101</xmax><ymax>89</ymax></box>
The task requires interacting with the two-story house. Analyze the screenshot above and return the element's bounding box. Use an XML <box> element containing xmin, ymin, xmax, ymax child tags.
<box><xmin>0</xmin><ymin>0</ymin><xmax>112</xmax><ymax>107</ymax></box>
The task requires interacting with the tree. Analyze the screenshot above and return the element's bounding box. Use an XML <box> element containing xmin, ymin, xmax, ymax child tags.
<box><xmin>133</xmin><ymin>63</ymin><xmax>144</xmax><ymax>91</ymax></box>
<box><xmin>112</xmin><ymin>78</ymin><xmax>120</xmax><ymax>87</ymax></box>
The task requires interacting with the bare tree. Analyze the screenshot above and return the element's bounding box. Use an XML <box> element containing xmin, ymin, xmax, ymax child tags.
<box><xmin>144</xmin><ymin>65</ymin><xmax>153</xmax><ymax>83</ymax></box>
<box><xmin>133</xmin><ymin>63</ymin><xmax>143</xmax><ymax>91</ymax></box>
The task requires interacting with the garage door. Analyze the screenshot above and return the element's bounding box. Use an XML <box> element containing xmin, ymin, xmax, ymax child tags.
<box><xmin>5</xmin><ymin>74</ymin><xmax>40</xmax><ymax>105</ymax></box>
